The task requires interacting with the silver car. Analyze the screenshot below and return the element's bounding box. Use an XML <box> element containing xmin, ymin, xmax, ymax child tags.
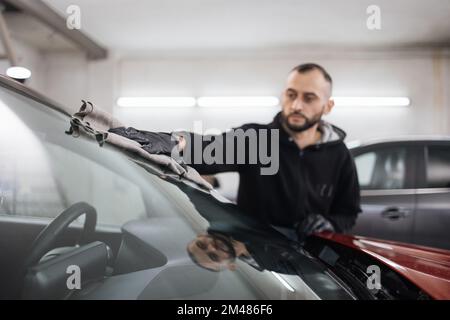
<box><xmin>349</xmin><ymin>138</ymin><xmax>450</xmax><ymax>250</ymax></box>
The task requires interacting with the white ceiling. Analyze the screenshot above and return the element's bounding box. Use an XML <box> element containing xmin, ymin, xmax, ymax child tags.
<box><xmin>17</xmin><ymin>0</ymin><xmax>450</xmax><ymax>55</ymax></box>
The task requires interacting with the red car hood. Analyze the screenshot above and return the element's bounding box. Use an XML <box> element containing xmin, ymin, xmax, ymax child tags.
<box><xmin>316</xmin><ymin>233</ymin><xmax>450</xmax><ymax>300</ymax></box>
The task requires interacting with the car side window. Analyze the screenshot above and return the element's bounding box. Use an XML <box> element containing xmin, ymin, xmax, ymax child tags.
<box><xmin>354</xmin><ymin>147</ymin><xmax>407</xmax><ymax>190</ymax></box>
<box><xmin>426</xmin><ymin>145</ymin><xmax>450</xmax><ymax>188</ymax></box>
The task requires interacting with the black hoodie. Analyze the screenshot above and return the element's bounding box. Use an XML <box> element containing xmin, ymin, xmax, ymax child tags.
<box><xmin>183</xmin><ymin>112</ymin><xmax>361</xmax><ymax>232</ymax></box>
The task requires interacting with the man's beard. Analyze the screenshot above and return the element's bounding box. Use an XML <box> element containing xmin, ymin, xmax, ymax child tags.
<box><xmin>282</xmin><ymin>109</ymin><xmax>324</xmax><ymax>133</ymax></box>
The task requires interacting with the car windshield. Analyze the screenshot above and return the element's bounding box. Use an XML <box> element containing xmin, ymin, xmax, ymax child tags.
<box><xmin>4</xmin><ymin>87</ymin><xmax>227</xmax><ymax>226</ymax></box>
<box><xmin>0</xmin><ymin>83</ymin><xmax>354</xmax><ymax>300</ymax></box>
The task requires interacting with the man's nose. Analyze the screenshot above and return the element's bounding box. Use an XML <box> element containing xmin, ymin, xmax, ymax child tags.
<box><xmin>292</xmin><ymin>98</ymin><xmax>303</xmax><ymax>111</ymax></box>
<box><xmin>207</xmin><ymin>242</ymin><xmax>217</xmax><ymax>252</ymax></box>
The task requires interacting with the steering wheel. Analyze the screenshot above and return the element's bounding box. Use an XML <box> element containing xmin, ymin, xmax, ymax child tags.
<box><xmin>23</xmin><ymin>202</ymin><xmax>97</xmax><ymax>270</ymax></box>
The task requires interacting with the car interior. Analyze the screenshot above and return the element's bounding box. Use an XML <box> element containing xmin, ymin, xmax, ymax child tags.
<box><xmin>0</xmin><ymin>203</ymin><xmax>123</xmax><ymax>299</ymax></box>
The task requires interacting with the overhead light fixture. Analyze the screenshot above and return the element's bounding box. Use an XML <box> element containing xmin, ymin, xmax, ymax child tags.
<box><xmin>198</xmin><ymin>96</ymin><xmax>279</xmax><ymax>108</ymax></box>
<box><xmin>6</xmin><ymin>66</ymin><xmax>31</xmax><ymax>80</ymax></box>
<box><xmin>332</xmin><ymin>97</ymin><xmax>410</xmax><ymax>107</ymax></box>
<box><xmin>117</xmin><ymin>97</ymin><xmax>196</xmax><ymax>108</ymax></box>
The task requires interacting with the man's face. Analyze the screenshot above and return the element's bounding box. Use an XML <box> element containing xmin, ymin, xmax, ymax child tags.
<box><xmin>187</xmin><ymin>234</ymin><xmax>237</xmax><ymax>272</ymax></box>
<box><xmin>281</xmin><ymin>69</ymin><xmax>334</xmax><ymax>132</ymax></box>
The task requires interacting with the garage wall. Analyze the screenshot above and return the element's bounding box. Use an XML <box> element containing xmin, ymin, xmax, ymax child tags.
<box><xmin>13</xmin><ymin>48</ymin><xmax>447</xmax><ymax>201</ymax></box>
<box><xmin>115</xmin><ymin>50</ymin><xmax>450</xmax><ymax>142</ymax></box>
<box><xmin>41</xmin><ymin>52</ymin><xmax>117</xmax><ymax>113</ymax></box>
<box><xmin>39</xmin><ymin>48</ymin><xmax>450</xmax><ymax>142</ymax></box>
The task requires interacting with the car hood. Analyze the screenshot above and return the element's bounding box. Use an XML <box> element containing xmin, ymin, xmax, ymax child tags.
<box><xmin>316</xmin><ymin>232</ymin><xmax>450</xmax><ymax>299</ymax></box>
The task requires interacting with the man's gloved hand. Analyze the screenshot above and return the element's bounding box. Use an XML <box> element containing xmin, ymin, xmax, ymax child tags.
<box><xmin>108</xmin><ymin>127</ymin><xmax>180</xmax><ymax>155</ymax></box>
<box><xmin>296</xmin><ymin>214</ymin><xmax>335</xmax><ymax>243</ymax></box>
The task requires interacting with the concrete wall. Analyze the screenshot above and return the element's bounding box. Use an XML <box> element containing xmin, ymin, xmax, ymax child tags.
<box><xmin>40</xmin><ymin>52</ymin><xmax>117</xmax><ymax>113</ymax></box>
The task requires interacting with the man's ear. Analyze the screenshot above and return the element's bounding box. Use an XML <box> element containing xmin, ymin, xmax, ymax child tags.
<box><xmin>324</xmin><ymin>99</ymin><xmax>335</xmax><ymax>115</ymax></box>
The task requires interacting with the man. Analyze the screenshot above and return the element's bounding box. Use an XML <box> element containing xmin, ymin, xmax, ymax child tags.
<box><xmin>187</xmin><ymin>233</ymin><xmax>247</xmax><ymax>272</ymax></box>
<box><xmin>182</xmin><ymin>63</ymin><xmax>361</xmax><ymax>237</ymax></box>
<box><xmin>186</xmin><ymin>227</ymin><xmax>346</xmax><ymax>297</ymax></box>
<box><xmin>113</xmin><ymin>63</ymin><xmax>361</xmax><ymax>239</ymax></box>
<box><xmin>187</xmin><ymin>227</ymin><xmax>319</xmax><ymax>274</ymax></box>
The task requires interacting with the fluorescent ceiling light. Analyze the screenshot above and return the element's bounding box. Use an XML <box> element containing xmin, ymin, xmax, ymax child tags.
<box><xmin>6</xmin><ymin>66</ymin><xmax>31</xmax><ymax>80</ymax></box>
<box><xmin>117</xmin><ymin>97</ymin><xmax>196</xmax><ymax>108</ymax></box>
<box><xmin>198</xmin><ymin>96</ymin><xmax>279</xmax><ymax>108</ymax></box>
<box><xmin>332</xmin><ymin>97</ymin><xmax>410</xmax><ymax>107</ymax></box>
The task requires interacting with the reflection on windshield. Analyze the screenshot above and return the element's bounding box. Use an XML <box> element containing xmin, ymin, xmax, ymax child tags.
<box><xmin>0</xmin><ymin>98</ymin><xmax>65</xmax><ymax>217</ymax></box>
<box><xmin>186</xmin><ymin>221</ymin><xmax>318</xmax><ymax>276</ymax></box>
<box><xmin>188</xmin><ymin>233</ymin><xmax>244</xmax><ymax>272</ymax></box>
<box><xmin>171</xmin><ymin>179</ymin><xmax>352</xmax><ymax>299</ymax></box>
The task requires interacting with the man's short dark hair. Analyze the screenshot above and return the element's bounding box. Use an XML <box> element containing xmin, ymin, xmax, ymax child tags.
<box><xmin>291</xmin><ymin>63</ymin><xmax>333</xmax><ymax>86</ymax></box>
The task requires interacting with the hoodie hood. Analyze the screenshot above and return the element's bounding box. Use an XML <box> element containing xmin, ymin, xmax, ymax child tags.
<box><xmin>317</xmin><ymin>120</ymin><xmax>346</xmax><ymax>144</ymax></box>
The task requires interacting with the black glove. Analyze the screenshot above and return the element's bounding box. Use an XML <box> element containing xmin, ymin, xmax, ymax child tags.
<box><xmin>108</xmin><ymin>127</ymin><xmax>179</xmax><ymax>155</ymax></box>
<box><xmin>296</xmin><ymin>214</ymin><xmax>335</xmax><ymax>243</ymax></box>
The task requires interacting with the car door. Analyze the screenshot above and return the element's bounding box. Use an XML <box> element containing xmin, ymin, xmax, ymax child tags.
<box><xmin>413</xmin><ymin>141</ymin><xmax>450</xmax><ymax>250</ymax></box>
<box><xmin>350</xmin><ymin>142</ymin><xmax>417</xmax><ymax>243</ymax></box>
